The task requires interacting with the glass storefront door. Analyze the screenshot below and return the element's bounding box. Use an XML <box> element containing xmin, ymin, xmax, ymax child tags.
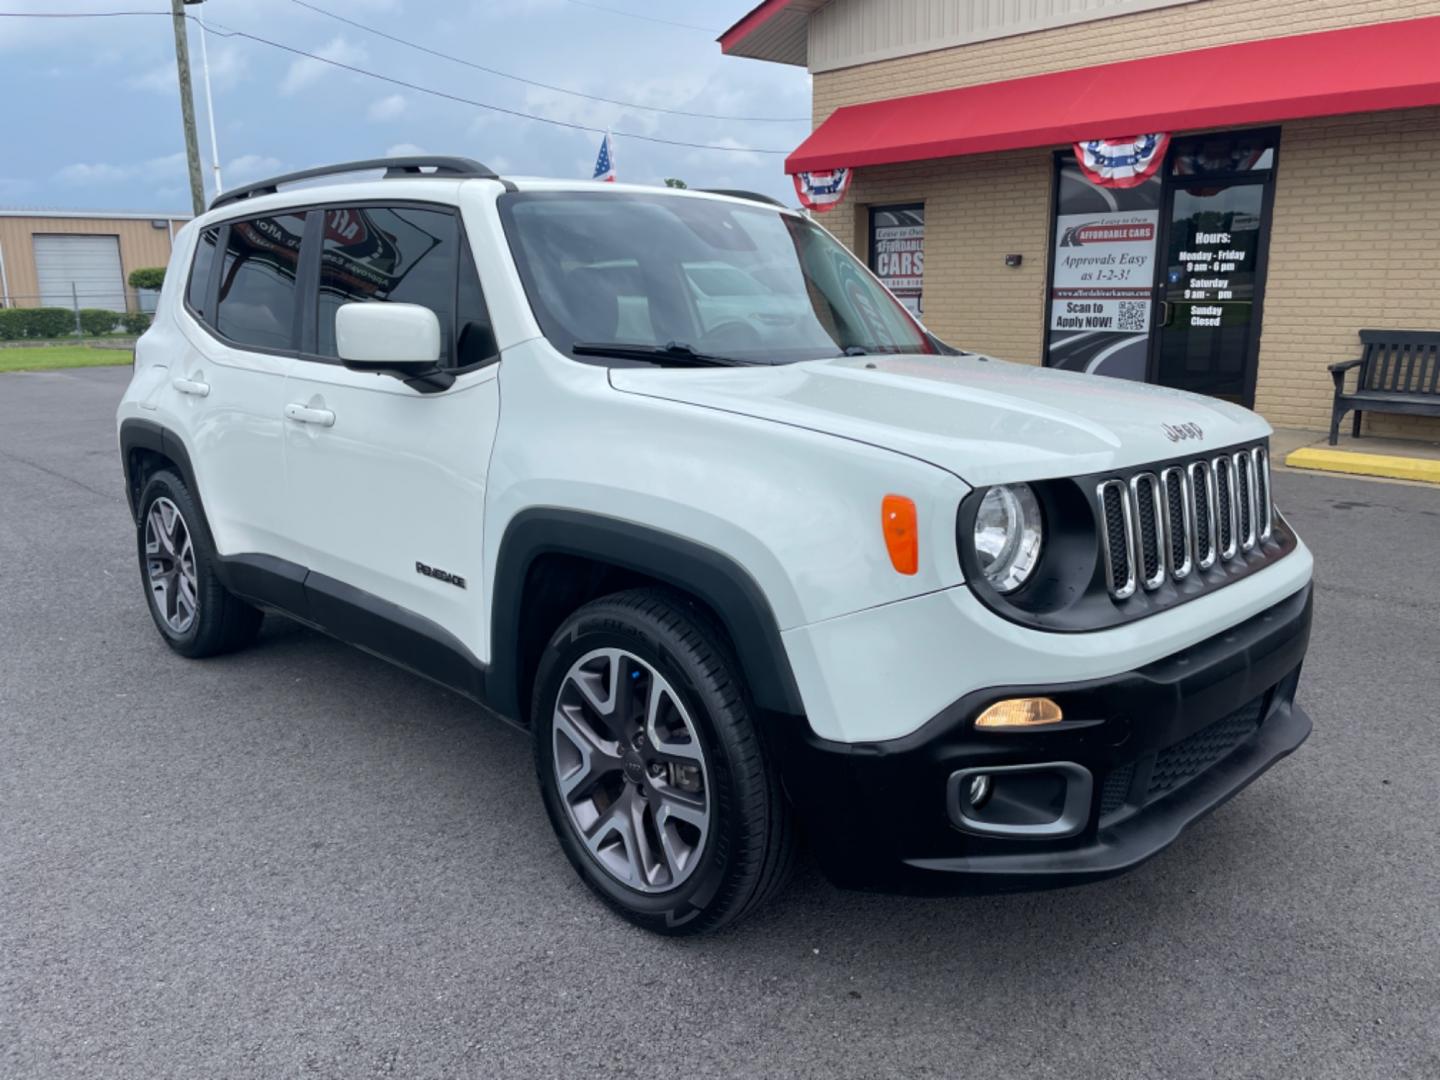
<box><xmin>1045</xmin><ymin>128</ymin><xmax>1279</xmax><ymax>407</ymax></box>
<box><xmin>1152</xmin><ymin>180</ymin><xmax>1270</xmax><ymax>405</ymax></box>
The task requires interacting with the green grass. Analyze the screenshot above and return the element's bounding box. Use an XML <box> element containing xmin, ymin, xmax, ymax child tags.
<box><xmin>0</xmin><ymin>346</ymin><xmax>133</xmax><ymax>373</ymax></box>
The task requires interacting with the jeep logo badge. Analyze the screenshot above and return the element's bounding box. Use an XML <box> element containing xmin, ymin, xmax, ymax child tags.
<box><xmin>1162</xmin><ymin>422</ymin><xmax>1204</xmax><ymax>443</ymax></box>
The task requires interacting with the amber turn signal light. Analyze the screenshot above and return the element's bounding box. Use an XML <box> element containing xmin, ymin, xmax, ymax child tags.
<box><xmin>881</xmin><ymin>494</ymin><xmax>918</xmax><ymax>575</ymax></box>
<box><xmin>974</xmin><ymin>697</ymin><xmax>1064</xmax><ymax>729</ymax></box>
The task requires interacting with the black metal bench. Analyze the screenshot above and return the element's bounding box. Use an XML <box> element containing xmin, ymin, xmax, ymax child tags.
<box><xmin>1329</xmin><ymin>330</ymin><xmax>1440</xmax><ymax>445</ymax></box>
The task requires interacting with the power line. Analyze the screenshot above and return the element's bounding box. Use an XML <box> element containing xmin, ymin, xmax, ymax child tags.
<box><xmin>558</xmin><ymin>0</ymin><xmax>721</xmax><ymax>34</ymax></box>
<box><xmin>0</xmin><ymin>11</ymin><xmax>792</xmax><ymax>155</ymax></box>
<box><xmin>288</xmin><ymin>0</ymin><xmax>804</xmax><ymax>123</ymax></box>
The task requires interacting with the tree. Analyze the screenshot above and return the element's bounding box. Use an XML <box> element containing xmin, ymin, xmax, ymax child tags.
<box><xmin>128</xmin><ymin>267</ymin><xmax>166</xmax><ymax>291</ymax></box>
<box><xmin>663</xmin><ymin>178</ymin><xmax>688</xmax><ymax>189</ymax></box>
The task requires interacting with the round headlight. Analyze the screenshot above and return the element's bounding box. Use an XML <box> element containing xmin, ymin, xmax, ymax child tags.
<box><xmin>973</xmin><ymin>484</ymin><xmax>1044</xmax><ymax>594</ymax></box>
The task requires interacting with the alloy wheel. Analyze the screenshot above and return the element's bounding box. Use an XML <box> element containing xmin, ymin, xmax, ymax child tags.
<box><xmin>144</xmin><ymin>497</ymin><xmax>198</xmax><ymax>634</ymax></box>
<box><xmin>552</xmin><ymin>647</ymin><xmax>711</xmax><ymax>894</ymax></box>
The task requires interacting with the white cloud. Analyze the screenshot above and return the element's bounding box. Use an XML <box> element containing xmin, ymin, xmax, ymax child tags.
<box><xmin>279</xmin><ymin>36</ymin><xmax>368</xmax><ymax>96</ymax></box>
<box><xmin>55</xmin><ymin>153</ymin><xmax>188</xmax><ymax>187</ymax></box>
<box><xmin>127</xmin><ymin>46</ymin><xmax>247</xmax><ymax>95</ymax></box>
<box><xmin>225</xmin><ymin>155</ymin><xmax>284</xmax><ymax>183</ymax></box>
<box><xmin>367</xmin><ymin>94</ymin><xmax>407</xmax><ymax>122</ymax></box>
<box><xmin>385</xmin><ymin>143</ymin><xmax>427</xmax><ymax>158</ymax></box>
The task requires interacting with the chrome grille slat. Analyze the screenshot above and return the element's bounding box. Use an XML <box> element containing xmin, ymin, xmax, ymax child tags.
<box><xmin>1097</xmin><ymin>479</ymin><xmax>1137</xmax><ymax>600</ymax></box>
<box><xmin>1095</xmin><ymin>442</ymin><xmax>1273</xmax><ymax>601</ymax></box>
<box><xmin>1160</xmin><ymin>466</ymin><xmax>1193</xmax><ymax>580</ymax></box>
<box><xmin>1213</xmin><ymin>455</ymin><xmax>1238</xmax><ymax>561</ymax></box>
<box><xmin>1189</xmin><ymin>461</ymin><xmax>1217</xmax><ymax>571</ymax></box>
<box><xmin>1234</xmin><ymin>451</ymin><xmax>1257</xmax><ymax>552</ymax></box>
<box><xmin>1251</xmin><ymin>446</ymin><xmax>1272</xmax><ymax>541</ymax></box>
<box><xmin>1130</xmin><ymin>472</ymin><xmax>1166</xmax><ymax>591</ymax></box>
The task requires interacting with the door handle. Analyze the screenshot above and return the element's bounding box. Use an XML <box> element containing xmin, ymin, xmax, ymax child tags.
<box><xmin>1158</xmin><ymin>300</ymin><xmax>1173</xmax><ymax>327</ymax></box>
<box><xmin>172</xmin><ymin>377</ymin><xmax>210</xmax><ymax>397</ymax></box>
<box><xmin>285</xmin><ymin>403</ymin><xmax>336</xmax><ymax>428</ymax></box>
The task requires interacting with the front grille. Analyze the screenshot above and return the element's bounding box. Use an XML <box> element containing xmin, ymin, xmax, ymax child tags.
<box><xmin>1094</xmin><ymin>442</ymin><xmax>1274</xmax><ymax>602</ymax></box>
<box><xmin>1146</xmin><ymin>697</ymin><xmax>1266</xmax><ymax>800</ymax></box>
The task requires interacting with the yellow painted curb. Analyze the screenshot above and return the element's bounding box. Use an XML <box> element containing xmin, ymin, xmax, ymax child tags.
<box><xmin>1285</xmin><ymin>447</ymin><xmax>1440</xmax><ymax>484</ymax></box>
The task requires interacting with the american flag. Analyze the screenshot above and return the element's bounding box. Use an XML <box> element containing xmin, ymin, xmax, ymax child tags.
<box><xmin>593</xmin><ymin>132</ymin><xmax>616</xmax><ymax>183</ymax></box>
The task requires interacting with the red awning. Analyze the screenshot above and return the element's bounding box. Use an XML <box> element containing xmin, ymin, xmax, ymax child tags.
<box><xmin>787</xmin><ymin>16</ymin><xmax>1440</xmax><ymax>174</ymax></box>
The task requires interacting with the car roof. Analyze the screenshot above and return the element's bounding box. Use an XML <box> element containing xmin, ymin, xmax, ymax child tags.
<box><xmin>195</xmin><ymin>169</ymin><xmax>796</xmax><ymax>227</ymax></box>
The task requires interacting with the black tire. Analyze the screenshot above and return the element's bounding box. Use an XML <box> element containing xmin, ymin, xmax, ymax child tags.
<box><xmin>135</xmin><ymin>469</ymin><xmax>262</xmax><ymax>658</ymax></box>
<box><xmin>532</xmin><ymin>587</ymin><xmax>795</xmax><ymax>935</ymax></box>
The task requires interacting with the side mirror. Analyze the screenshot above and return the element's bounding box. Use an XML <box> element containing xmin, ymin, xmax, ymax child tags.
<box><xmin>335</xmin><ymin>302</ymin><xmax>452</xmax><ymax>391</ymax></box>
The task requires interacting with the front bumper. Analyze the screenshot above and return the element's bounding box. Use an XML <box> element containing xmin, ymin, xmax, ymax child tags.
<box><xmin>772</xmin><ymin>584</ymin><xmax>1313</xmax><ymax>894</ymax></box>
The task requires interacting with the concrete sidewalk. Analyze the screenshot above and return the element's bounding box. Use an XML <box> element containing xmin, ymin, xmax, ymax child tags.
<box><xmin>1272</xmin><ymin>426</ymin><xmax>1440</xmax><ymax>485</ymax></box>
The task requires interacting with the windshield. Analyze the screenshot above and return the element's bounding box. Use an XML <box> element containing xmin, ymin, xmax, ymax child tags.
<box><xmin>498</xmin><ymin>191</ymin><xmax>936</xmax><ymax>365</ymax></box>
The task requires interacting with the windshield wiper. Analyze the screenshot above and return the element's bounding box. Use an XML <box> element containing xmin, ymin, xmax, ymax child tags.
<box><xmin>572</xmin><ymin>341</ymin><xmax>748</xmax><ymax>367</ymax></box>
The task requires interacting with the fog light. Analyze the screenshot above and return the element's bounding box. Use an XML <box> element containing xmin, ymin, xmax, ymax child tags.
<box><xmin>975</xmin><ymin>697</ymin><xmax>1064</xmax><ymax>729</ymax></box>
<box><xmin>967</xmin><ymin>774</ymin><xmax>992</xmax><ymax>808</ymax></box>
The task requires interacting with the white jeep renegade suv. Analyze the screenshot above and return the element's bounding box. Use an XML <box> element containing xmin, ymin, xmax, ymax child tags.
<box><xmin>117</xmin><ymin>157</ymin><xmax>1314</xmax><ymax>934</ymax></box>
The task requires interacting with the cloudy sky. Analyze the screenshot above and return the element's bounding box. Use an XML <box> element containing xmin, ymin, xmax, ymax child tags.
<box><xmin>0</xmin><ymin>0</ymin><xmax>811</xmax><ymax>213</ymax></box>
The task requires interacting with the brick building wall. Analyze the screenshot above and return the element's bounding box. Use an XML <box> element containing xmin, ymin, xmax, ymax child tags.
<box><xmin>812</xmin><ymin>1</ymin><xmax>1440</xmax><ymax>438</ymax></box>
<box><xmin>1259</xmin><ymin>107</ymin><xmax>1440</xmax><ymax>437</ymax></box>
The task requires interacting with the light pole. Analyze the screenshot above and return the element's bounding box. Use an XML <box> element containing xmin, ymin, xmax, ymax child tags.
<box><xmin>190</xmin><ymin>0</ymin><xmax>224</xmax><ymax>195</ymax></box>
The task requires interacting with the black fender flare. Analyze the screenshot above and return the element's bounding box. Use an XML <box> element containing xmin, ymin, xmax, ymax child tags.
<box><xmin>489</xmin><ymin>509</ymin><xmax>806</xmax><ymax>721</ymax></box>
<box><xmin>118</xmin><ymin>417</ymin><xmax>203</xmax><ymax>523</ymax></box>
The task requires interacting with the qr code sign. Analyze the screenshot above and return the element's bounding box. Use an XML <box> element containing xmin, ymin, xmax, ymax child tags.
<box><xmin>1116</xmin><ymin>301</ymin><xmax>1147</xmax><ymax>332</ymax></box>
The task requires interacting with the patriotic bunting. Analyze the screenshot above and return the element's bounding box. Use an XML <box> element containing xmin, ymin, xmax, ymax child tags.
<box><xmin>1074</xmin><ymin>134</ymin><xmax>1170</xmax><ymax>189</ymax></box>
<box><xmin>791</xmin><ymin>168</ymin><xmax>852</xmax><ymax>212</ymax></box>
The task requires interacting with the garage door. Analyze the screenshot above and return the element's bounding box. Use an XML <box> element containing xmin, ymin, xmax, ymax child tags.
<box><xmin>33</xmin><ymin>234</ymin><xmax>126</xmax><ymax>310</ymax></box>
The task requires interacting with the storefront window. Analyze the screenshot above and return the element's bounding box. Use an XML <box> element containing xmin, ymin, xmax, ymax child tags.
<box><xmin>1170</xmin><ymin>131</ymin><xmax>1277</xmax><ymax>176</ymax></box>
<box><xmin>1045</xmin><ymin>159</ymin><xmax>1160</xmax><ymax>380</ymax></box>
<box><xmin>868</xmin><ymin>204</ymin><xmax>925</xmax><ymax>317</ymax></box>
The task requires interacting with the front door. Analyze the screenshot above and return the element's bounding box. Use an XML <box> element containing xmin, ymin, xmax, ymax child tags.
<box><xmin>1151</xmin><ymin>177</ymin><xmax>1273</xmax><ymax>406</ymax></box>
<box><xmin>282</xmin><ymin>202</ymin><xmax>501</xmax><ymax>659</ymax></box>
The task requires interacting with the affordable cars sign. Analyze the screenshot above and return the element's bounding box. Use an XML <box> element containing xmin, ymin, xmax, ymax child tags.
<box><xmin>1049</xmin><ymin>209</ymin><xmax>1158</xmax><ymax>334</ymax></box>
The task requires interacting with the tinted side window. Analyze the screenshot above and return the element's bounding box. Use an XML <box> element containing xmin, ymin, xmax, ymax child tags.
<box><xmin>215</xmin><ymin>213</ymin><xmax>307</xmax><ymax>350</ymax></box>
<box><xmin>186</xmin><ymin>227</ymin><xmax>220</xmax><ymax>320</ymax></box>
<box><xmin>317</xmin><ymin>206</ymin><xmax>459</xmax><ymax>363</ymax></box>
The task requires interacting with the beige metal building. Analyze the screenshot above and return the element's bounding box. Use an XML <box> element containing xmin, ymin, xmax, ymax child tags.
<box><xmin>722</xmin><ymin>0</ymin><xmax>1440</xmax><ymax>439</ymax></box>
<box><xmin>0</xmin><ymin>210</ymin><xmax>189</xmax><ymax>314</ymax></box>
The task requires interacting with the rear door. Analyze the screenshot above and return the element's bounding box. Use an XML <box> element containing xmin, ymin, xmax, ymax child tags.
<box><xmin>175</xmin><ymin>214</ymin><xmax>303</xmax><ymax>560</ymax></box>
<box><xmin>280</xmin><ymin>202</ymin><xmax>501</xmax><ymax>656</ymax></box>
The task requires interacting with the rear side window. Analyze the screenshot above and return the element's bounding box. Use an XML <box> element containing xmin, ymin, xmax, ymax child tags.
<box><xmin>215</xmin><ymin>212</ymin><xmax>308</xmax><ymax>351</ymax></box>
<box><xmin>186</xmin><ymin>227</ymin><xmax>219</xmax><ymax>320</ymax></box>
<box><xmin>316</xmin><ymin>206</ymin><xmax>461</xmax><ymax>364</ymax></box>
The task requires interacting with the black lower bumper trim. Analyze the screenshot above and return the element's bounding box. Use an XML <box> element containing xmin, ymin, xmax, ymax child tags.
<box><xmin>905</xmin><ymin>698</ymin><xmax>1310</xmax><ymax>887</ymax></box>
<box><xmin>771</xmin><ymin>584</ymin><xmax>1313</xmax><ymax>895</ymax></box>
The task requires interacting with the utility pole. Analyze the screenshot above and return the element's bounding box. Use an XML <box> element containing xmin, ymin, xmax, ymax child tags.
<box><xmin>171</xmin><ymin>0</ymin><xmax>206</xmax><ymax>216</ymax></box>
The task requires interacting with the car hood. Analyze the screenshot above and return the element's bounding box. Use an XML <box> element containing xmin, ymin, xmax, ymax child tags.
<box><xmin>609</xmin><ymin>353</ymin><xmax>1270</xmax><ymax>487</ymax></box>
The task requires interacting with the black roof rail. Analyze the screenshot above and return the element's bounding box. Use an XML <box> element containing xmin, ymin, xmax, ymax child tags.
<box><xmin>209</xmin><ymin>156</ymin><xmax>508</xmax><ymax>212</ymax></box>
<box><xmin>699</xmin><ymin>188</ymin><xmax>790</xmax><ymax>209</ymax></box>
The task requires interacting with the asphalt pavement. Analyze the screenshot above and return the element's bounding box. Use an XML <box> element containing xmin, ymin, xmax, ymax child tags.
<box><xmin>2</xmin><ymin>365</ymin><xmax>1438</xmax><ymax>1079</ymax></box>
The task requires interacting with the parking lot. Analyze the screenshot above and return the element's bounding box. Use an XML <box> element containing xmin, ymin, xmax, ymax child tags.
<box><xmin>2</xmin><ymin>364</ymin><xmax>1438</xmax><ymax>1079</ymax></box>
